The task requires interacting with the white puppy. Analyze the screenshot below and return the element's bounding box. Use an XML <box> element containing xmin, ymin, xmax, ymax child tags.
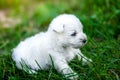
<box><xmin>12</xmin><ymin>14</ymin><xmax>92</xmax><ymax>80</ymax></box>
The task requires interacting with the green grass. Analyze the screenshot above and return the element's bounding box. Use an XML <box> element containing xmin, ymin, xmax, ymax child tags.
<box><xmin>0</xmin><ymin>0</ymin><xmax>120</xmax><ymax>80</ymax></box>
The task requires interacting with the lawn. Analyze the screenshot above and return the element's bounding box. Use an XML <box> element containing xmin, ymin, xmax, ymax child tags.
<box><xmin>0</xmin><ymin>0</ymin><xmax>120</xmax><ymax>80</ymax></box>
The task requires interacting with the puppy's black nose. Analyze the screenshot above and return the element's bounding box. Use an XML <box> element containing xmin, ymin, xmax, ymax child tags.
<box><xmin>82</xmin><ymin>39</ymin><xmax>87</xmax><ymax>43</ymax></box>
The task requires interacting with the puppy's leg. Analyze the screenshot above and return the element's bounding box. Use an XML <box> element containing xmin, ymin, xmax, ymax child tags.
<box><xmin>16</xmin><ymin>60</ymin><xmax>37</xmax><ymax>74</ymax></box>
<box><xmin>72</xmin><ymin>49</ymin><xmax>92</xmax><ymax>65</ymax></box>
<box><xmin>51</xmin><ymin>54</ymin><xmax>78</xmax><ymax>80</ymax></box>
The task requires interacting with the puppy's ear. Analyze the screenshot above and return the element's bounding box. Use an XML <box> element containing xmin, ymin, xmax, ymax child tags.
<box><xmin>53</xmin><ymin>24</ymin><xmax>64</xmax><ymax>33</ymax></box>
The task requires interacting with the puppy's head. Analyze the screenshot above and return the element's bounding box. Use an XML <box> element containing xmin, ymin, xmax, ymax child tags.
<box><xmin>48</xmin><ymin>14</ymin><xmax>87</xmax><ymax>48</ymax></box>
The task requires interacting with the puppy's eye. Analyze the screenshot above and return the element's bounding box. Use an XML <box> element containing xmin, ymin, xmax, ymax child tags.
<box><xmin>71</xmin><ymin>31</ymin><xmax>77</xmax><ymax>36</ymax></box>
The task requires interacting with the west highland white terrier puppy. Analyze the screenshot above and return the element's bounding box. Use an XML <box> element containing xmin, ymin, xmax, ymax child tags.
<box><xmin>12</xmin><ymin>14</ymin><xmax>92</xmax><ymax>80</ymax></box>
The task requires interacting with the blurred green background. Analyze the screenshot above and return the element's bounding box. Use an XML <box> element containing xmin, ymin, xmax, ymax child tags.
<box><xmin>0</xmin><ymin>0</ymin><xmax>120</xmax><ymax>80</ymax></box>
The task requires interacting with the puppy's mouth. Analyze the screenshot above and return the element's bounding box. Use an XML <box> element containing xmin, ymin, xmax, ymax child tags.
<box><xmin>71</xmin><ymin>44</ymin><xmax>82</xmax><ymax>49</ymax></box>
<box><xmin>71</xmin><ymin>42</ymin><xmax>86</xmax><ymax>49</ymax></box>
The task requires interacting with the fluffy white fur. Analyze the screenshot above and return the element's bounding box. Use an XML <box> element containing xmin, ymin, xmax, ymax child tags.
<box><xmin>12</xmin><ymin>14</ymin><xmax>92</xmax><ymax>80</ymax></box>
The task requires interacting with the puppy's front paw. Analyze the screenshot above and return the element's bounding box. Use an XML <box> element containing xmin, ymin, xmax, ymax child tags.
<box><xmin>65</xmin><ymin>72</ymin><xmax>78</xmax><ymax>80</ymax></box>
<box><xmin>62</xmin><ymin>68</ymin><xmax>78</xmax><ymax>80</ymax></box>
